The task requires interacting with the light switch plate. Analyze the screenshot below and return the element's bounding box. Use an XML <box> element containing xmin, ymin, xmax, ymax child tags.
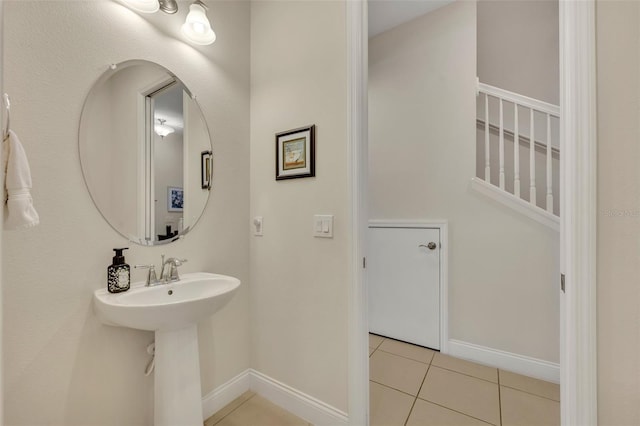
<box><xmin>313</xmin><ymin>215</ymin><xmax>334</xmax><ymax>238</ymax></box>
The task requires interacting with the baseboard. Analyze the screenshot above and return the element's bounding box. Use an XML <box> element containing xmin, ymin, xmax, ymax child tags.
<box><xmin>201</xmin><ymin>369</ymin><xmax>252</xmax><ymax>420</ymax></box>
<box><xmin>201</xmin><ymin>369</ymin><xmax>349</xmax><ymax>425</ymax></box>
<box><xmin>447</xmin><ymin>339</ymin><xmax>559</xmax><ymax>384</ymax></box>
<box><xmin>250</xmin><ymin>369</ymin><xmax>349</xmax><ymax>425</ymax></box>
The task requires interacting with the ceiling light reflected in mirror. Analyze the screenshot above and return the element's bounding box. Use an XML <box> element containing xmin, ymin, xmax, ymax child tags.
<box><xmin>155</xmin><ymin>119</ymin><xmax>175</xmax><ymax>138</ymax></box>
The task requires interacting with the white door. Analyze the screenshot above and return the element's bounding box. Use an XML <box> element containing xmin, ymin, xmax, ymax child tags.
<box><xmin>368</xmin><ymin>226</ymin><xmax>440</xmax><ymax>349</ymax></box>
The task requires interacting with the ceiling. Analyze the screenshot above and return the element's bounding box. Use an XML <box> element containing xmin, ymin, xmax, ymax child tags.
<box><xmin>368</xmin><ymin>0</ymin><xmax>455</xmax><ymax>38</ymax></box>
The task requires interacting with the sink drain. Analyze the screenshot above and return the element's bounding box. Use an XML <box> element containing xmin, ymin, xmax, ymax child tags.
<box><xmin>167</xmin><ymin>290</ymin><xmax>173</xmax><ymax>295</ymax></box>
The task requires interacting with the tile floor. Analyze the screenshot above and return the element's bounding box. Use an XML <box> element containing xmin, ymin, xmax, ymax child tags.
<box><xmin>204</xmin><ymin>335</ymin><xmax>560</xmax><ymax>426</ymax></box>
<box><xmin>204</xmin><ymin>391</ymin><xmax>310</xmax><ymax>426</ymax></box>
<box><xmin>369</xmin><ymin>333</ymin><xmax>560</xmax><ymax>426</ymax></box>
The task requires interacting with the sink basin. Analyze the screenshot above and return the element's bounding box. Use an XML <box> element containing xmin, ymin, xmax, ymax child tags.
<box><xmin>94</xmin><ymin>272</ymin><xmax>240</xmax><ymax>331</ymax></box>
<box><xmin>93</xmin><ymin>272</ymin><xmax>241</xmax><ymax>426</ymax></box>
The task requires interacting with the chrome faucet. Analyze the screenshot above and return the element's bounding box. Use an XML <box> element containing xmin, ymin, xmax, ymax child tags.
<box><xmin>160</xmin><ymin>255</ymin><xmax>188</xmax><ymax>283</ymax></box>
<box><xmin>135</xmin><ymin>255</ymin><xmax>188</xmax><ymax>286</ymax></box>
<box><xmin>134</xmin><ymin>264</ymin><xmax>160</xmax><ymax>286</ymax></box>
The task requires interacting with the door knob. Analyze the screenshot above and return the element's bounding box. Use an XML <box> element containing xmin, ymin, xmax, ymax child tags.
<box><xmin>419</xmin><ymin>242</ymin><xmax>437</xmax><ymax>250</ymax></box>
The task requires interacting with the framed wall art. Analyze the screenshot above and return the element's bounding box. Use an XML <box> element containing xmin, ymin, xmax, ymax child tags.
<box><xmin>167</xmin><ymin>186</ymin><xmax>184</xmax><ymax>212</ymax></box>
<box><xmin>275</xmin><ymin>125</ymin><xmax>315</xmax><ymax>180</ymax></box>
<box><xmin>201</xmin><ymin>150</ymin><xmax>212</xmax><ymax>190</ymax></box>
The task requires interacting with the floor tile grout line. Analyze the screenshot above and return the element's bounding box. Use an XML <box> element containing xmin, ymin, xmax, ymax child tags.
<box><xmin>429</xmin><ymin>364</ymin><xmax>499</xmax><ymax>385</ymax></box>
<box><xmin>370</xmin><ymin>379</ymin><xmax>422</xmax><ymax>399</ymax></box>
<box><xmin>429</xmin><ymin>363</ymin><xmax>560</xmax><ymax>401</ymax></box>
<box><xmin>499</xmin><ymin>384</ymin><xmax>561</xmax><ymax>403</ymax></box>
<box><xmin>369</xmin><ymin>333</ymin><xmax>386</xmax><ymax>350</ymax></box>
<box><xmin>403</xmin><ymin>363</ymin><xmax>431</xmax><ymax>426</ymax></box>
<box><xmin>376</xmin><ymin>347</ymin><xmax>435</xmax><ymax>365</ymax></box>
<box><xmin>210</xmin><ymin>392</ymin><xmax>257</xmax><ymax>426</ymax></box>
<box><xmin>370</xmin><ymin>334</ymin><xmax>440</xmax><ymax>361</ymax></box>
<box><xmin>414</xmin><ymin>397</ymin><xmax>498</xmax><ymax>426</ymax></box>
<box><xmin>497</xmin><ymin>368</ymin><xmax>560</xmax><ymax>402</ymax></box>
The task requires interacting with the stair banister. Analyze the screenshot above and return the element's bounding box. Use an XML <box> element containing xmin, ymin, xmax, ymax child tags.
<box><xmin>476</xmin><ymin>80</ymin><xmax>560</xmax><ymax>223</ymax></box>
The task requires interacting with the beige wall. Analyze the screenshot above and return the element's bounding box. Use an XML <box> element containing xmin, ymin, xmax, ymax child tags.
<box><xmin>369</xmin><ymin>1</ymin><xmax>559</xmax><ymax>363</ymax></box>
<box><xmin>477</xmin><ymin>0</ymin><xmax>559</xmax><ymax>105</ymax></box>
<box><xmin>596</xmin><ymin>1</ymin><xmax>640</xmax><ymax>424</ymax></box>
<box><xmin>2</xmin><ymin>1</ymin><xmax>250</xmax><ymax>424</ymax></box>
<box><xmin>250</xmin><ymin>0</ymin><xmax>349</xmax><ymax>412</ymax></box>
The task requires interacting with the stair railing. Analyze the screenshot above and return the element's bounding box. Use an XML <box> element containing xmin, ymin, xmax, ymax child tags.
<box><xmin>477</xmin><ymin>81</ymin><xmax>560</xmax><ymax>215</ymax></box>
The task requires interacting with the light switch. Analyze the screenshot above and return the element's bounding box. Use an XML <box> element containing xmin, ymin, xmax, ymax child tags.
<box><xmin>253</xmin><ymin>216</ymin><xmax>263</xmax><ymax>236</ymax></box>
<box><xmin>314</xmin><ymin>215</ymin><xmax>334</xmax><ymax>238</ymax></box>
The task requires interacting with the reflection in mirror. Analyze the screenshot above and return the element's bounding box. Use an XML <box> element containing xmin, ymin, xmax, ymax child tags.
<box><xmin>79</xmin><ymin>60</ymin><xmax>212</xmax><ymax>245</ymax></box>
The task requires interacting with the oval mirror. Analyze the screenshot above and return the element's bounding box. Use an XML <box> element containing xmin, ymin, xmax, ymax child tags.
<box><xmin>79</xmin><ymin>60</ymin><xmax>212</xmax><ymax>245</ymax></box>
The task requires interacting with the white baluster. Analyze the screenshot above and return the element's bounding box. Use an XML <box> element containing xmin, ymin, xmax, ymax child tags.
<box><xmin>546</xmin><ymin>114</ymin><xmax>553</xmax><ymax>212</ymax></box>
<box><xmin>484</xmin><ymin>93</ymin><xmax>490</xmax><ymax>181</ymax></box>
<box><xmin>529</xmin><ymin>108</ymin><xmax>536</xmax><ymax>206</ymax></box>
<box><xmin>514</xmin><ymin>103</ymin><xmax>520</xmax><ymax>198</ymax></box>
<box><xmin>499</xmin><ymin>98</ymin><xmax>505</xmax><ymax>190</ymax></box>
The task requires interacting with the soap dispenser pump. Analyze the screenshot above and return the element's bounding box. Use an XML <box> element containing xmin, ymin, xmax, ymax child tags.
<box><xmin>108</xmin><ymin>248</ymin><xmax>130</xmax><ymax>293</ymax></box>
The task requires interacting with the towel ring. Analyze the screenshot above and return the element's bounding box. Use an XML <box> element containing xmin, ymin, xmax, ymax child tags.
<box><xmin>2</xmin><ymin>93</ymin><xmax>10</xmax><ymax>140</ymax></box>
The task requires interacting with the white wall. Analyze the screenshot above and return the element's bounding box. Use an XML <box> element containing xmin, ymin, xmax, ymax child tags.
<box><xmin>250</xmin><ymin>0</ymin><xmax>349</xmax><ymax>413</ymax></box>
<box><xmin>477</xmin><ymin>0</ymin><xmax>559</xmax><ymax>105</ymax></box>
<box><xmin>596</xmin><ymin>1</ymin><xmax>640</xmax><ymax>423</ymax></box>
<box><xmin>2</xmin><ymin>1</ymin><xmax>250</xmax><ymax>424</ymax></box>
<box><xmin>369</xmin><ymin>1</ymin><xmax>559</xmax><ymax>363</ymax></box>
<box><xmin>154</xmin><ymin>131</ymin><xmax>183</xmax><ymax>237</ymax></box>
<box><xmin>184</xmin><ymin>93</ymin><xmax>211</xmax><ymax>232</ymax></box>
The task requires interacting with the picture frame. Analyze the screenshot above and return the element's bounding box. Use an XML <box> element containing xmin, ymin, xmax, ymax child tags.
<box><xmin>275</xmin><ymin>125</ymin><xmax>315</xmax><ymax>180</ymax></box>
<box><xmin>167</xmin><ymin>186</ymin><xmax>184</xmax><ymax>212</ymax></box>
<box><xmin>201</xmin><ymin>150</ymin><xmax>212</xmax><ymax>190</ymax></box>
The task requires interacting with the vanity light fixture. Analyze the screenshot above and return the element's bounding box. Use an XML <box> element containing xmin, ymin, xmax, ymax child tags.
<box><xmin>158</xmin><ymin>0</ymin><xmax>178</xmax><ymax>14</ymax></box>
<box><xmin>181</xmin><ymin>1</ymin><xmax>217</xmax><ymax>45</ymax></box>
<box><xmin>155</xmin><ymin>119</ymin><xmax>175</xmax><ymax>138</ymax></box>
<box><xmin>120</xmin><ymin>0</ymin><xmax>159</xmax><ymax>14</ymax></box>
<box><xmin>120</xmin><ymin>0</ymin><xmax>216</xmax><ymax>46</ymax></box>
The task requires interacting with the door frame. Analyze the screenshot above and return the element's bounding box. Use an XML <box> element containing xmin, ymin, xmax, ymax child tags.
<box><xmin>346</xmin><ymin>0</ymin><xmax>598</xmax><ymax>425</ymax></box>
<box><xmin>558</xmin><ymin>1</ymin><xmax>597</xmax><ymax>424</ymax></box>
<box><xmin>368</xmin><ymin>220</ymin><xmax>449</xmax><ymax>353</ymax></box>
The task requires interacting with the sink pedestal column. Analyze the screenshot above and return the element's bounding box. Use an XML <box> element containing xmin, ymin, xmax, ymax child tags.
<box><xmin>154</xmin><ymin>325</ymin><xmax>203</xmax><ymax>426</ymax></box>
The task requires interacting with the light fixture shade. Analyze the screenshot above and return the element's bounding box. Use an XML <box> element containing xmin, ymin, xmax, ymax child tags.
<box><xmin>121</xmin><ymin>0</ymin><xmax>159</xmax><ymax>14</ymax></box>
<box><xmin>155</xmin><ymin>120</ymin><xmax>175</xmax><ymax>137</ymax></box>
<box><xmin>181</xmin><ymin>1</ymin><xmax>216</xmax><ymax>45</ymax></box>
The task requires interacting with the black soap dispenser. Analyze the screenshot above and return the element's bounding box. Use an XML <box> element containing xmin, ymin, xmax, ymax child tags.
<box><xmin>107</xmin><ymin>248</ymin><xmax>130</xmax><ymax>293</ymax></box>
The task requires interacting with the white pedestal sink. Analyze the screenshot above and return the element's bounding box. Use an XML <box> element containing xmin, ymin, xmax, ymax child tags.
<box><xmin>93</xmin><ymin>272</ymin><xmax>240</xmax><ymax>426</ymax></box>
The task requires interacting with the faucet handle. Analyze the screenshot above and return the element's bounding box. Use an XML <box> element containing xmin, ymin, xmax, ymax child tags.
<box><xmin>135</xmin><ymin>264</ymin><xmax>158</xmax><ymax>286</ymax></box>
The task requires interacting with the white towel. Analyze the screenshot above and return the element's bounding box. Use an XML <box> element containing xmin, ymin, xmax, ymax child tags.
<box><xmin>3</xmin><ymin>130</ymin><xmax>39</xmax><ymax>230</ymax></box>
